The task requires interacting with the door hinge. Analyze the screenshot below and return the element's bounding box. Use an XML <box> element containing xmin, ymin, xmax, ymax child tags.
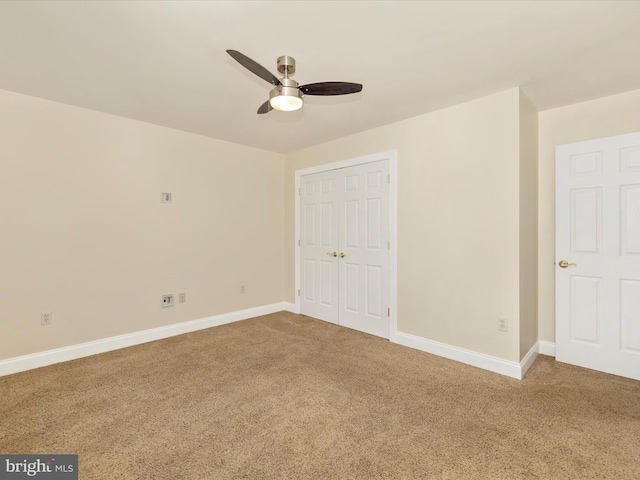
<box><xmin>387</xmin><ymin>307</ymin><xmax>390</xmax><ymax>317</ymax></box>
<box><xmin>298</xmin><ymin>239</ymin><xmax>300</xmax><ymax>246</ymax></box>
<box><xmin>298</xmin><ymin>289</ymin><xmax>301</xmax><ymax>297</ymax></box>
<box><xmin>298</xmin><ymin>188</ymin><xmax>301</xmax><ymax>196</ymax></box>
<box><xmin>388</xmin><ymin>174</ymin><xmax>390</xmax><ymax>184</ymax></box>
<box><xmin>388</xmin><ymin>241</ymin><xmax>390</xmax><ymax>250</ymax></box>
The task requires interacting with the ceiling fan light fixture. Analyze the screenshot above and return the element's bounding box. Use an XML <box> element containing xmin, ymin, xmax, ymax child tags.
<box><xmin>269</xmin><ymin>81</ymin><xmax>303</xmax><ymax>111</ymax></box>
<box><xmin>226</xmin><ymin>50</ymin><xmax>362</xmax><ymax>115</ymax></box>
<box><xmin>270</xmin><ymin>94</ymin><xmax>303</xmax><ymax>112</ymax></box>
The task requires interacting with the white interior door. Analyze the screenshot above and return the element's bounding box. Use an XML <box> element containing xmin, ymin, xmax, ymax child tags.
<box><xmin>299</xmin><ymin>169</ymin><xmax>340</xmax><ymax>324</ymax></box>
<box><xmin>300</xmin><ymin>160</ymin><xmax>390</xmax><ymax>338</ymax></box>
<box><xmin>556</xmin><ymin>132</ymin><xmax>640</xmax><ymax>380</ymax></box>
<box><xmin>338</xmin><ymin>161</ymin><xmax>390</xmax><ymax>338</ymax></box>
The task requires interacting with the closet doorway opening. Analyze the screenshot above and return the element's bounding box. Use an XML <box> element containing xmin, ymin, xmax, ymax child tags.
<box><xmin>294</xmin><ymin>151</ymin><xmax>397</xmax><ymax>339</ymax></box>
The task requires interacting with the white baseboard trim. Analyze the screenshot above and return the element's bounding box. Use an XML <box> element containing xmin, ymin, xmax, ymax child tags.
<box><xmin>393</xmin><ymin>331</ymin><xmax>537</xmax><ymax>380</ymax></box>
<box><xmin>2</xmin><ymin>305</ymin><xmax>559</xmax><ymax>380</ymax></box>
<box><xmin>0</xmin><ymin>302</ymin><xmax>286</xmax><ymax>377</ymax></box>
<box><xmin>520</xmin><ymin>343</ymin><xmax>539</xmax><ymax>378</ymax></box>
<box><xmin>538</xmin><ymin>340</ymin><xmax>556</xmax><ymax>357</ymax></box>
<box><xmin>283</xmin><ymin>302</ymin><xmax>298</xmax><ymax>314</ymax></box>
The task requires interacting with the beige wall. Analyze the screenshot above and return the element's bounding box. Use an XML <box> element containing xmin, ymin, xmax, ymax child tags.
<box><xmin>537</xmin><ymin>88</ymin><xmax>640</xmax><ymax>343</ymax></box>
<box><xmin>286</xmin><ymin>89</ymin><xmax>527</xmax><ymax>362</ymax></box>
<box><xmin>0</xmin><ymin>89</ymin><xmax>285</xmax><ymax>360</ymax></box>
<box><xmin>519</xmin><ymin>91</ymin><xmax>538</xmax><ymax>358</ymax></box>
<box><xmin>7</xmin><ymin>80</ymin><xmax>636</xmax><ymax>366</ymax></box>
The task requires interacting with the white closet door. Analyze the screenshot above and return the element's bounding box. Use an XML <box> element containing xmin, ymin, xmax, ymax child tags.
<box><xmin>339</xmin><ymin>160</ymin><xmax>390</xmax><ymax>338</ymax></box>
<box><xmin>300</xmin><ymin>160</ymin><xmax>390</xmax><ymax>339</ymax></box>
<box><xmin>299</xmin><ymin>169</ymin><xmax>340</xmax><ymax>324</ymax></box>
<box><xmin>556</xmin><ymin>132</ymin><xmax>640</xmax><ymax>380</ymax></box>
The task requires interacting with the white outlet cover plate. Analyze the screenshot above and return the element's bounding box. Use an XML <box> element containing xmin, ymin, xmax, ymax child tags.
<box><xmin>498</xmin><ymin>318</ymin><xmax>508</xmax><ymax>332</ymax></box>
<box><xmin>41</xmin><ymin>312</ymin><xmax>52</xmax><ymax>325</ymax></box>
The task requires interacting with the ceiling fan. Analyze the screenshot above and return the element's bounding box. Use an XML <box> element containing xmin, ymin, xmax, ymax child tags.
<box><xmin>226</xmin><ymin>50</ymin><xmax>363</xmax><ymax>114</ymax></box>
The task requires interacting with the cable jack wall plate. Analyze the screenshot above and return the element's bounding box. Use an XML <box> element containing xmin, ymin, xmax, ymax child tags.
<box><xmin>162</xmin><ymin>294</ymin><xmax>174</xmax><ymax>308</ymax></box>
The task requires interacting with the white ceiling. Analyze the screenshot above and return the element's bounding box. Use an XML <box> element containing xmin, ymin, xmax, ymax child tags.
<box><xmin>1</xmin><ymin>1</ymin><xmax>639</xmax><ymax>153</ymax></box>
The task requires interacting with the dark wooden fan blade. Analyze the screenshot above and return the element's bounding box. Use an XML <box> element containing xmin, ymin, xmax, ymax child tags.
<box><xmin>299</xmin><ymin>82</ymin><xmax>363</xmax><ymax>96</ymax></box>
<box><xmin>226</xmin><ymin>50</ymin><xmax>281</xmax><ymax>86</ymax></box>
<box><xmin>257</xmin><ymin>100</ymin><xmax>273</xmax><ymax>114</ymax></box>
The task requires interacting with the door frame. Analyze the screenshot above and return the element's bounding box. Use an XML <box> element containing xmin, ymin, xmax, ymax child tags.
<box><xmin>294</xmin><ymin>150</ymin><xmax>398</xmax><ymax>340</ymax></box>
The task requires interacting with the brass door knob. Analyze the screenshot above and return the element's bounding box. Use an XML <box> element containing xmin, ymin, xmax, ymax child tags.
<box><xmin>558</xmin><ymin>260</ymin><xmax>577</xmax><ymax>268</ymax></box>
<box><xmin>339</xmin><ymin>252</ymin><xmax>345</xmax><ymax>258</ymax></box>
<box><xmin>326</xmin><ymin>252</ymin><xmax>337</xmax><ymax>257</ymax></box>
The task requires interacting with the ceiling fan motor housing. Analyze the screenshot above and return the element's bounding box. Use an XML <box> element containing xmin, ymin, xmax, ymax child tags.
<box><xmin>270</xmin><ymin>77</ymin><xmax>302</xmax><ymax>101</ymax></box>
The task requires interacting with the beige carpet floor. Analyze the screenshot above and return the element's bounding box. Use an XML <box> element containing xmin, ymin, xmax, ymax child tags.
<box><xmin>1</xmin><ymin>311</ymin><xmax>639</xmax><ymax>479</ymax></box>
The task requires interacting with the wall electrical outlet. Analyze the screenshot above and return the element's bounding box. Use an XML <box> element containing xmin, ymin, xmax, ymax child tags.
<box><xmin>41</xmin><ymin>312</ymin><xmax>52</xmax><ymax>326</ymax></box>
<box><xmin>162</xmin><ymin>294</ymin><xmax>174</xmax><ymax>308</ymax></box>
<box><xmin>161</xmin><ymin>192</ymin><xmax>172</xmax><ymax>203</ymax></box>
<box><xmin>179</xmin><ymin>292</ymin><xmax>186</xmax><ymax>303</ymax></box>
<box><xmin>498</xmin><ymin>317</ymin><xmax>508</xmax><ymax>332</ymax></box>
